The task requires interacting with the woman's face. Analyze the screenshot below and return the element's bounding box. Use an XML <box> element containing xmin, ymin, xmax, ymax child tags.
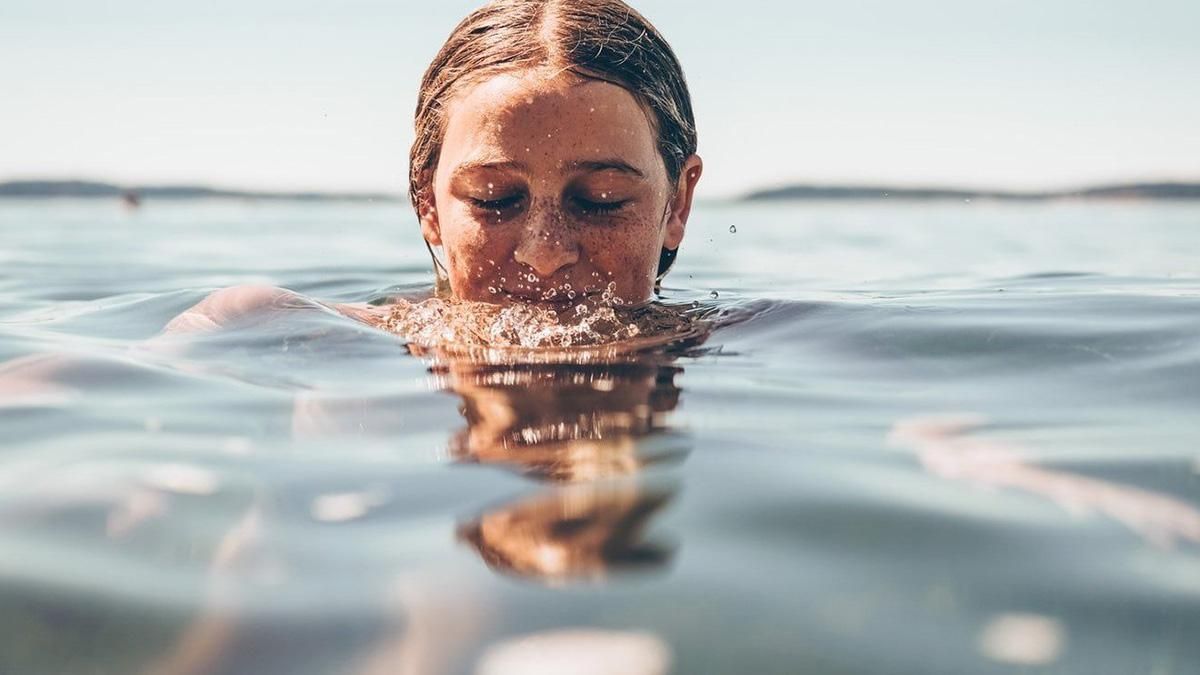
<box><xmin>421</xmin><ymin>71</ymin><xmax>701</xmax><ymax>306</ymax></box>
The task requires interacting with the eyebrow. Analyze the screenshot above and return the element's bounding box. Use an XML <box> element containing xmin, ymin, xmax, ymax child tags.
<box><xmin>567</xmin><ymin>159</ymin><xmax>646</xmax><ymax>178</ymax></box>
<box><xmin>450</xmin><ymin>158</ymin><xmax>646</xmax><ymax>181</ymax></box>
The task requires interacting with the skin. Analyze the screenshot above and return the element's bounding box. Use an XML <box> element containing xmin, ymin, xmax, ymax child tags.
<box><xmin>419</xmin><ymin>69</ymin><xmax>703</xmax><ymax>307</ymax></box>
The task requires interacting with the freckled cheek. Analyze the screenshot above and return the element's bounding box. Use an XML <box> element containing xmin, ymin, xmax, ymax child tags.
<box><xmin>443</xmin><ymin>221</ymin><xmax>513</xmax><ymax>291</ymax></box>
<box><xmin>579</xmin><ymin>216</ymin><xmax>663</xmax><ymax>296</ymax></box>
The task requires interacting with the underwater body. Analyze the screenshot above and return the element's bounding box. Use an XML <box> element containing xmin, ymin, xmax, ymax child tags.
<box><xmin>1</xmin><ymin>198</ymin><xmax>1198</xmax><ymax>674</ymax></box>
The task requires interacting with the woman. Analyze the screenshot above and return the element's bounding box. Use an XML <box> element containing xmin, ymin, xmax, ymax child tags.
<box><xmin>164</xmin><ymin>0</ymin><xmax>703</xmax><ymax>344</ymax></box>
<box><xmin>408</xmin><ymin>0</ymin><xmax>702</xmax><ymax>306</ymax></box>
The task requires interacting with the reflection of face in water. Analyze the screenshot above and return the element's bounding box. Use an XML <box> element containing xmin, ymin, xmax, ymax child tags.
<box><xmin>460</xmin><ymin>482</ymin><xmax>675</xmax><ymax>584</ymax></box>
<box><xmin>438</xmin><ymin>362</ymin><xmax>684</xmax><ymax>481</ymax></box>
<box><xmin>435</xmin><ymin>360</ymin><xmax>689</xmax><ymax>583</ymax></box>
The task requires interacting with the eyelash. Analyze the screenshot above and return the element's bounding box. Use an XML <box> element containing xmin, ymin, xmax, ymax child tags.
<box><xmin>467</xmin><ymin>195</ymin><xmax>630</xmax><ymax>217</ymax></box>
<box><xmin>573</xmin><ymin>198</ymin><xmax>628</xmax><ymax>216</ymax></box>
<box><xmin>469</xmin><ymin>195</ymin><xmax>524</xmax><ymax>211</ymax></box>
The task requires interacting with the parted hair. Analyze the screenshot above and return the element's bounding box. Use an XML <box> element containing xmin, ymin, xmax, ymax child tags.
<box><xmin>409</xmin><ymin>0</ymin><xmax>697</xmax><ymax>210</ymax></box>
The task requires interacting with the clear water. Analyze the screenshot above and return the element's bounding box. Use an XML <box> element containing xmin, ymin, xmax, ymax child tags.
<box><xmin>1</xmin><ymin>198</ymin><xmax>1198</xmax><ymax>674</ymax></box>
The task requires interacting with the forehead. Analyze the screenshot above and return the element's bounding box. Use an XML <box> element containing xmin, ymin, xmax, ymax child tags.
<box><xmin>437</xmin><ymin>71</ymin><xmax>662</xmax><ymax>176</ymax></box>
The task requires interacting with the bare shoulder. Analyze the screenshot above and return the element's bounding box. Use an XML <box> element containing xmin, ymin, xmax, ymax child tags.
<box><xmin>161</xmin><ymin>285</ymin><xmax>407</xmax><ymax>339</ymax></box>
<box><xmin>162</xmin><ymin>285</ymin><xmax>318</xmax><ymax>335</ymax></box>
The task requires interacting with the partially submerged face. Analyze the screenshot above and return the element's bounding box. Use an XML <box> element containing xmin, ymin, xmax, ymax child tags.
<box><xmin>420</xmin><ymin>70</ymin><xmax>701</xmax><ymax>307</ymax></box>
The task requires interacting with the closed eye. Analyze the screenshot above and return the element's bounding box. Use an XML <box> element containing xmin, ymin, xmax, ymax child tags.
<box><xmin>468</xmin><ymin>194</ymin><xmax>524</xmax><ymax>210</ymax></box>
<box><xmin>573</xmin><ymin>198</ymin><xmax>629</xmax><ymax>216</ymax></box>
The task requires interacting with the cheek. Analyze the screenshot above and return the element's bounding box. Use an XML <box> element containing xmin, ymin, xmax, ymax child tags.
<box><xmin>440</xmin><ymin>215</ymin><xmax>512</xmax><ymax>282</ymax></box>
<box><xmin>580</xmin><ymin>211</ymin><xmax>664</xmax><ymax>282</ymax></box>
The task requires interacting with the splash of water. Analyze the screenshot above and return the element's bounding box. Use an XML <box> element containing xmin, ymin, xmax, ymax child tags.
<box><xmin>370</xmin><ymin>288</ymin><xmax>714</xmax><ymax>362</ymax></box>
<box><xmin>380</xmin><ymin>298</ymin><xmax>643</xmax><ymax>349</ymax></box>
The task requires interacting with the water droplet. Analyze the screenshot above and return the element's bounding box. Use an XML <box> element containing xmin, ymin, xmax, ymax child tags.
<box><xmin>729</xmin><ymin>225</ymin><xmax>737</xmax><ymax>233</ymax></box>
<box><xmin>710</xmin><ymin>290</ymin><xmax>719</xmax><ymax>299</ymax></box>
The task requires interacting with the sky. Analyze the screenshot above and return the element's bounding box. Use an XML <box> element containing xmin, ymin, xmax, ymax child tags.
<box><xmin>2</xmin><ymin>0</ymin><xmax>1198</xmax><ymax>198</ymax></box>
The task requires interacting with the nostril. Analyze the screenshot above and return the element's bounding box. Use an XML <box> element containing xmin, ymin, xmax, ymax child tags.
<box><xmin>515</xmin><ymin>233</ymin><xmax>578</xmax><ymax>278</ymax></box>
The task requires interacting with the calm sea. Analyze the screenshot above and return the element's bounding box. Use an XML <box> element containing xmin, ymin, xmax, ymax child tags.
<box><xmin>1</xmin><ymin>198</ymin><xmax>1198</xmax><ymax>674</ymax></box>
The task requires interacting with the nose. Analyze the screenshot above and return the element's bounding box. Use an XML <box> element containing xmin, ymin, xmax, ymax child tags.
<box><xmin>513</xmin><ymin>206</ymin><xmax>579</xmax><ymax>278</ymax></box>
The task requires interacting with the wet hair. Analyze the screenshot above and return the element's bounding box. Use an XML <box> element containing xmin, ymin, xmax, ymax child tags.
<box><xmin>409</xmin><ymin>0</ymin><xmax>698</xmax><ymax>274</ymax></box>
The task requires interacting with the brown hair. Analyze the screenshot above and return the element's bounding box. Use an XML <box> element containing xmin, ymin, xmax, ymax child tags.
<box><xmin>409</xmin><ymin>0</ymin><xmax>697</xmax><ymax>211</ymax></box>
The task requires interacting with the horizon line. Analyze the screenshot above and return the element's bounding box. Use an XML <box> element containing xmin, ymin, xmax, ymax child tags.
<box><xmin>2</xmin><ymin>177</ymin><xmax>1200</xmax><ymax>202</ymax></box>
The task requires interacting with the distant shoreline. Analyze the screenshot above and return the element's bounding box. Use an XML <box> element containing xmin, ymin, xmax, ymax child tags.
<box><xmin>742</xmin><ymin>182</ymin><xmax>1200</xmax><ymax>202</ymax></box>
<box><xmin>0</xmin><ymin>180</ymin><xmax>400</xmax><ymax>202</ymax></box>
<box><xmin>1</xmin><ymin>179</ymin><xmax>1198</xmax><ymax>202</ymax></box>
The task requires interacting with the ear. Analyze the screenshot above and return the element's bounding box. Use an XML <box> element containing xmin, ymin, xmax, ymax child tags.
<box><xmin>416</xmin><ymin>178</ymin><xmax>442</xmax><ymax>246</ymax></box>
<box><xmin>664</xmin><ymin>155</ymin><xmax>703</xmax><ymax>251</ymax></box>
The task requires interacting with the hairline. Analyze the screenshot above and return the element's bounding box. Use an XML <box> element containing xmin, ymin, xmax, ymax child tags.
<box><xmin>423</xmin><ymin>64</ymin><xmax>671</xmax><ymax>193</ymax></box>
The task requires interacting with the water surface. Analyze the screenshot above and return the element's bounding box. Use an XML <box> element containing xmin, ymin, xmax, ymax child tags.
<box><xmin>1</xmin><ymin>198</ymin><xmax>1198</xmax><ymax>674</ymax></box>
